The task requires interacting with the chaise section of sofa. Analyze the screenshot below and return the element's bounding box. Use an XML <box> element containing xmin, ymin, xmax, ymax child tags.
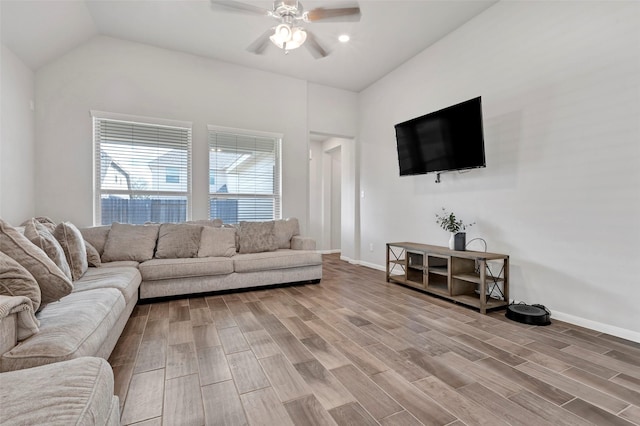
<box><xmin>0</xmin><ymin>264</ymin><xmax>141</xmax><ymax>372</ymax></box>
<box><xmin>0</xmin><ymin>356</ymin><xmax>119</xmax><ymax>426</ymax></box>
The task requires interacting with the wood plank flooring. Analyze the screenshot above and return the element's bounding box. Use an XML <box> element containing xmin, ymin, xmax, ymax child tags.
<box><xmin>110</xmin><ymin>254</ymin><xmax>640</xmax><ymax>425</ymax></box>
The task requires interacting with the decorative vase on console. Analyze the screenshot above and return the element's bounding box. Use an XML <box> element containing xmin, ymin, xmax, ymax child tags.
<box><xmin>436</xmin><ymin>208</ymin><xmax>474</xmax><ymax>251</ymax></box>
<box><xmin>448</xmin><ymin>232</ymin><xmax>456</xmax><ymax>250</ymax></box>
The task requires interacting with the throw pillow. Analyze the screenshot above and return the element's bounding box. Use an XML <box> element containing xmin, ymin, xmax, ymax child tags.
<box><xmin>155</xmin><ymin>223</ymin><xmax>203</xmax><ymax>259</ymax></box>
<box><xmin>85</xmin><ymin>241</ymin><xmax>101</xmax><ymax>267</ymax></box>
<box><xmin>273</xmin><ymin>218</ymin><xmax>300</xmax><ymax>249</ymax></box>
<box><xmin>20</xmin><ymin>216</ymin><xmax>56</xmax><ymax>232</ymax></box>
<box><xmin>23</xmin><ymin>219</ymin><xmax>73</xmax><ymax>281</ymax></box>
<box><xmin>198</xmin><ymin>227</ymin><xmax>236</xmax><ymax>257</ymax></box>
<box><xmin>238</xmin><ymin>221</ymin><xmax>278</xmax><ymax>254</ymax></box>
<box><xmin>0</xmin><ymin>218</ymin><xmax>73</xmax><ymax>308</ymax></box>
<box><xmin>0</xmin><ymin>251</ymin><xmax>42</xmax><ymax>312</ymax></box>
<box><xmin>101</xmin><ymin>223</ymin><xmax>160</xmax><ymax>262</ymax></box>
<box><xmin>53</xmin><ymin>222</ymin><xmax>89</xmax><ymax>281</ymax></box>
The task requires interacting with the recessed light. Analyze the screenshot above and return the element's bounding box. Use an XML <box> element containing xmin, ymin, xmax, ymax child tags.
<box><xmin>338</xmin><ymin>34</ymin><xmax>350</xmax><ymax>43</ymax></box>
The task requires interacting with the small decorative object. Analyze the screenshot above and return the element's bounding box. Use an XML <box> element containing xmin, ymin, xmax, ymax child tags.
<box><xmin>435</xmin><ymin>208</ymin><xmax>474</xmax><ymax>251</ymax></box>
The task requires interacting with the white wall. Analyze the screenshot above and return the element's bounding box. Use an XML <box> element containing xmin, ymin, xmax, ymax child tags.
<box><xmin>358</xmin><ymin>2</ymin><xmax>640</xmax><ymax>340</ymax></box>
<box><xmin>35</xmin><ymin>36</ymin><xmax>312</xmax><ymax>229</ymax></box>
<box><xmin>1</xmin><ymin>44</ymin><xmax>35</xmax><ymax>224</ymax></box>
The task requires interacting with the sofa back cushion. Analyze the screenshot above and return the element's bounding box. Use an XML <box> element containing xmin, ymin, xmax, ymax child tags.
<box><xmin>238</xmin><ymin>221</ymin><xmax>278</xmax><ymax>254</ymax></box>
<box><xmin>198</xmin><ymin>227</ymin><xmax>236</xmax><ymax>257</ymax></box>
<box><xmin>186</xmin><ymin>218</ymin><xmax>223</xmax><ymax>228</ymax></box>
<box><xmin>23</xmin><ymin>219</ymin><xmax>73</xmax><ymax>281</ymax></box>
<box><xmin>0</xmin><ymin>219</ymin><xmax>73</xmax><ymax>308</ymax></box>
<box><xmin>0</xmin><ymin>251</ymin><xmax>42</xmax><ymax>312</ymax></box>
<box><xmin>79</xmin><ymin>226</ymin><xmax>111</xmax><ymax>255</ymax></box>
<box><xmin>53</xmin><ymin>222</ymin><xmax>89</xmax><ymax>281</ymax></box>
<box><xmin>155</xmin><ymin>223</ymin><xmax>203</xmax><ymax>259</ymax></box>
<box><xmin>101</xmin><ymin>223</ymin><xmax>160</xmax><ymax>262</ymax></box>
<box><xmin>273</xmin><ymin>218</ymin><xmax>300</xmax><ymax>249</ymax></box>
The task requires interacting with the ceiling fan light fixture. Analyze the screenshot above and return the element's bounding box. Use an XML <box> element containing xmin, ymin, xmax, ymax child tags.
<box><xmin>270</xmin><ymin>23</ymin><xmax>306</xmax><ymax>50</ymax></box>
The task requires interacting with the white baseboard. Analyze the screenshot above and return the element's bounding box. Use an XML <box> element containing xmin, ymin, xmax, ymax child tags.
<box><xmin>358</xmin><ymin>260</ymin><xmax>386</xmax><ymax>272</ymax></box>
<box><xmin>550</xmin><ymin>310</ymin><xmax>640</xmax><ymax>344</ymax></box>
<box><xmin>339</xmin><ymin>255</ymin><xmax>359</xmax><ymax>265</ymax></box>
<box><xmin>333</xmin><ymin>258</ymin><xmax>640</xmax><ymax>344</ymax></box>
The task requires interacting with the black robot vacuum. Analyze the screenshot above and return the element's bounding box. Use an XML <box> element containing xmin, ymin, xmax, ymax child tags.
<box><xmin>506</xmin><ymin>303</ymin><xmax>551</xmax><ymax>326</ymax></box>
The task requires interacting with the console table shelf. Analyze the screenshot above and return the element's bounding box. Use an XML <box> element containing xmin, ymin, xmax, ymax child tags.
<box><xmin>386</xmin><ymin>242</ymin><xmax>509</xmax><ymax>314</ymax></box>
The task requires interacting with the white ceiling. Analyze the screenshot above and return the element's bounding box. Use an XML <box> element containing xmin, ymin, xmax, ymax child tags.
<box><xmin>1</xmin><ymin>0</ymin><xmax>496</xmax><ymax>92</ymax></box>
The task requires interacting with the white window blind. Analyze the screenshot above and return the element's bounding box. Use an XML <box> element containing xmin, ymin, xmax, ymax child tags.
<box><xmin>208</xmin><ymin>126</ymin><xmax>282</xmax><ymax>223</ymax></box>
<box><xmin>93</xmin><ymin>112</ymin><xmax>192</xmax><ymax>225</ymax></box>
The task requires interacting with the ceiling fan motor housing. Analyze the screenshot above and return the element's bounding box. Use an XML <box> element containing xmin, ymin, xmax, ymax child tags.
<box><xmin>274</xmin><ymin>0</ymin><xmax>303</xmax><ymax>19</ymax></box>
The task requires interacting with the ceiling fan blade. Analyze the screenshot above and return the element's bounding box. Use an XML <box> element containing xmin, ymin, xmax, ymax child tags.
<box><xmin>305</xmin><ymin>6</ymin><xmax>361</xmax><ymax>22</ymax></box>
<box><xmin>210</xmin><ymin>0</ymin><xmax>273</xmax><ymax>17</ymax></box>
<box><xmin>247</xmin><ymin>28</ymin><xmax>274</xmax><ymax>55</ymax></box>
<box><xmin>304</xmin><ymin>30</ymin><xmax>328</xmax><ymax>59</ymax></box>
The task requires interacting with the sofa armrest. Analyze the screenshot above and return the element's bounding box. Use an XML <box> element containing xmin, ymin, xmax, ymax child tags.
<box><xmin>291</xmin><ymin>236</ymin><xmax>316</xmax><ymax>251</ymax></box>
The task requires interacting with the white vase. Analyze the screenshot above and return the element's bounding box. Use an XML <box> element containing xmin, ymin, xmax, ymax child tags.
<box><xmin>448</xmin><ymin>232</ymin><xmax>456</xmax><ymax>250</ymax></box>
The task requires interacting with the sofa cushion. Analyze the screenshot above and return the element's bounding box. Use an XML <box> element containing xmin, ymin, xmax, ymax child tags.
<box><xmin>0</xmin><ymin>218</ymin><xmax>73</xmax><ymax>308</ymax></box>
<box><xmin>0</xmin><ymin>252</ymin><xmax>41</xmax><ymax>312</ymax></box>
<box><xmin>101</xmin><ymin>260</ymin><xmax>140</xmax><ymax>268</ymax></box>
<box><xmin>86</xmin><ymin>241</ymin><xmax>102</xmax><ymax>267</ymax></box>
<box><xmin>187</xmin><ymin>218</ymin><xmax>223</xmax><ymax>227</ymax></box>
<box><xmin>233</xmin><ymin>249</ymin><xmax>322</xmax><ymax>273</ymax></box>
<box><xmin>0</xmin><ymin>357</ymin><xmax>116</xmax><ymax>425</ymax></box>
<box><xmin>273</xmin><ymin>218</ymin><xmax>300</xmax><ymax>249</ymax></box>
<box><xmin>198</xmin><ymin>226</ymin><xmax>236</xmax><ymax>257</ymax></box>
<box><xmin>238</xmin><ymin>221</ymin><xmax>277</xmax><ymax>254</ymax></box>
<box><xmin>73</xmin><ymin>266</ymin><xmax>141</xmax><ymax>302</ymax></box>
<box><xmin>80</xmin><ymin>225</ymin><xmax>111</xmax><ymax>255</ymax></box>
<box><xmin>53</xmin><ymin>222</ymin><xmax>89</xmax><ymax>281</ymax></box>
<box><xmin>139</xmin><ymin>257</ymin><xmax>234</xmax><ymax>281</ymax></box>
<box><xmin>23</xmin><ymin>219</ymin><xmax>73</xmax><ymax>281</ymax></box>
<box><xmin>102</xmin><ymin>223</ymin><xmax>160</xmax><ymax>262</ymax></box>
<box><xmin>155</xmin><ymin>223</ymin><xmax>202</xmax><ymax>259</ymax></box>
<box><xmin>0</xmin><ymin>288</ymin><xmax>125</xmax><ymax>372</ymax></box>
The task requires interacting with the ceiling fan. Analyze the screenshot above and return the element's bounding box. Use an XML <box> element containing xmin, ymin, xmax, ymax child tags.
<box><xmin>210</xmin><ymin>0</ymin><xmax>361</xmax><ymax>58</ymax></box>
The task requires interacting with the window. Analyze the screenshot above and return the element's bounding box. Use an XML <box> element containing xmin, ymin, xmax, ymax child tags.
<box><xmin>93</xmin><ymin>111</ymin><xmax>192</xmax><ymax>225</ymax></box>
<box><xmin>208</xmin><ymin>126</ymin><xmax>282</xmax><ymax>223</ymax></box>
<box><xmin>165</xmin><ymin>167</ymin><xmax>180</xmax><ymax>184</ymax></box>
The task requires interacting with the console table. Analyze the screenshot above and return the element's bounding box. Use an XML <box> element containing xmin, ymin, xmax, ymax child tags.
<box><xmin>386</xmin><ymin>242</ymin><xmax>509</xmax><ymax>314</ymax></box>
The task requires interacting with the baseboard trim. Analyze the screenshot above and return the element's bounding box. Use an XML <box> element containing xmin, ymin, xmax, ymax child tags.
<box><xmin>550</xmin><ymin>310</ymin><xmax>640</xmax><ymax>344</ymax></box>
<box><xmin>358</xmin><ymin>260</ymin><xmax>386</xmax><ymax>272</ymax></box>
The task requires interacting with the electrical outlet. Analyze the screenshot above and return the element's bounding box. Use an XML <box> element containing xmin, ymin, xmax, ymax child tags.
<box><xmin>369</xmin><ymin>243</ymin><xmax>374</xmax><ymax>252</ymax></box>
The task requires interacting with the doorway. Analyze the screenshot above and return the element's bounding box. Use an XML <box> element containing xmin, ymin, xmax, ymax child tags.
<box><xmin>308</xmin><ymin>134</ymin><xmax>354</xmax><ymax>255</ymax></box>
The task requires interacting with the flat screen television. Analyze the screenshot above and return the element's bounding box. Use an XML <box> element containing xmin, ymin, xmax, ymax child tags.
<box><xmin>395</xmin><ymin>97</ymin><xmax>485</xmax><ymax>176</ymax></box>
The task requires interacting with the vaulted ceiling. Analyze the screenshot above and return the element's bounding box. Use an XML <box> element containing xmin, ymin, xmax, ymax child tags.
<box><xmin>1</xmin><ymin>0</ymin><xmax>496</xmax><ymax>92</ymax></box>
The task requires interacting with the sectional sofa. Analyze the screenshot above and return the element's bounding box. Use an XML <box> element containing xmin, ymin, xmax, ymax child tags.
<box><xmin>0</xmin><ymin>217</ymin><xmax>321</xmax><ymax>425</ymax></box>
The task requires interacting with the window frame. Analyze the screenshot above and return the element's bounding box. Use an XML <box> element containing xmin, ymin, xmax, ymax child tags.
<box><xmin>207</xmin><ymin>124</ymin><xmax>283</xmax><ymax>223</ymax></box>
<box><xmin>91</xmin><ymin>110</ymin><xmax>193</xmax><ymax>225</ymax></box>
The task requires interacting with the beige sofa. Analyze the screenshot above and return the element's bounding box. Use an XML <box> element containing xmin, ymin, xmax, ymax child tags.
<box><xmin>0</xmin><ymin>217</ymin><xmax>319</xmax><ymax>424</ymax></box>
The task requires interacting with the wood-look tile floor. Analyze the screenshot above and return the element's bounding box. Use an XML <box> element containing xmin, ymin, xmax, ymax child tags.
<box><xmin>110</xmin><ymin>254</ymin><xmax>640</xmax><ymax>426</ymax></box>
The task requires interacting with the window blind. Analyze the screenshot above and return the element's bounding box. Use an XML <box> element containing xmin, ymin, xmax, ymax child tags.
<box><xmin>93</xmin><ymin>114</ymin><xmax>192</xmax><ymax>225</ymax></box>
<box><xmin>208</xmin><ymin>127</ymin><xmax>281</xmax><ymax>223</ymax></box>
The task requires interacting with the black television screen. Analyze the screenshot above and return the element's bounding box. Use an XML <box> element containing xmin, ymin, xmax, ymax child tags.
<box><xmin>395</xmin><ymin>97</ymin><xmax>485</xmax><ymax>176</ymax></box>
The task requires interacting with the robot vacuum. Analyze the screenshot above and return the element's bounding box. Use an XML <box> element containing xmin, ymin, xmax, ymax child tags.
<box><xmin>506</xmin><ymin>303</ymin><xmax>551</xmax><ymax>326</ymax></box>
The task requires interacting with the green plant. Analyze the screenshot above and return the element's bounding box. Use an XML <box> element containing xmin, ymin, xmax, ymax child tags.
<box><xmin>435</xmin><ymin>208</ymin><xmax>475</xmax><ymax>233</ymax></box>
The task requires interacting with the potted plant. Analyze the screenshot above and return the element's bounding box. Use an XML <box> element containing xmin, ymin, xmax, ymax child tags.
<box><xmin>435</xmin><ymin>208</ymin><xmax>475</xmax><ymax>250</ymax></box>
